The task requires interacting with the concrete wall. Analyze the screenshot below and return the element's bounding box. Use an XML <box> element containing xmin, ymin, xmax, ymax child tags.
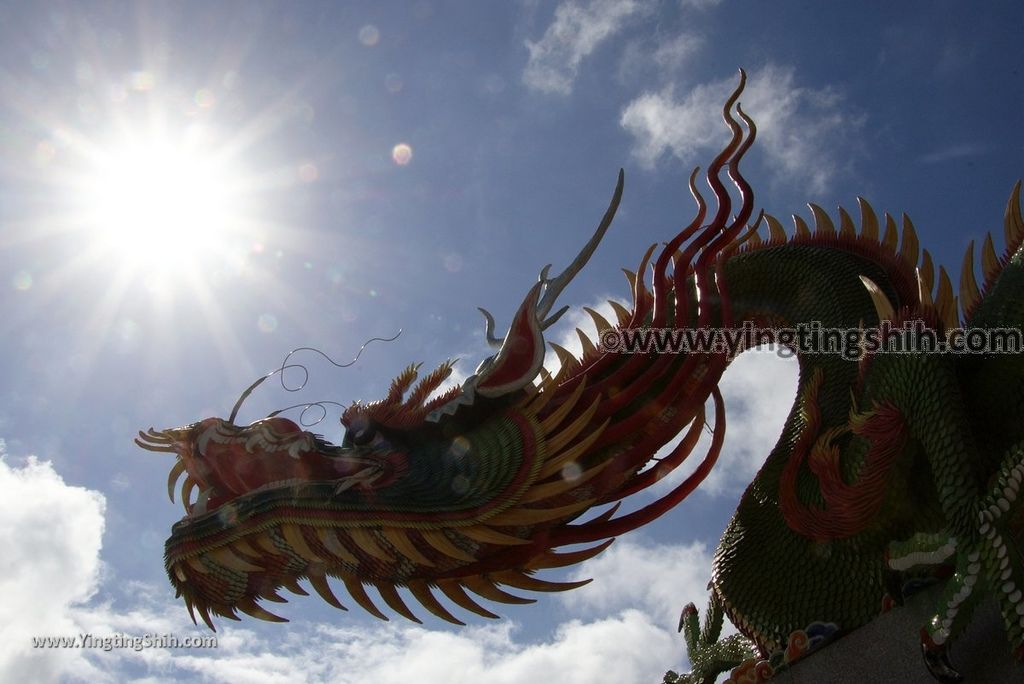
<box><xmin>774</xmin><ymin>586</ymin><xmax>1024</xmax><ymax>683</ymax></box>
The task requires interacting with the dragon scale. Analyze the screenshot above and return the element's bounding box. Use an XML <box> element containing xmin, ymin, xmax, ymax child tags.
<box><xmin>138</xmin><ymin>74</ymin><xmax>1024</xmax><ymax>682</ymax></box>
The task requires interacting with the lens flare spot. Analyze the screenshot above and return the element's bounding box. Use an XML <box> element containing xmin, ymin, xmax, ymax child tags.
<box><xmin>194</xmin><ymin>88</ymin><xmax>215</xmax><ymax>108</ymax></box>
<box><xmin>358</xmin><ymin>24</ymin><xmax>380</xmax><ymax>46</ymax></box>
<box><xmin>12</xmin><ymin>270</ymin><xmax>32</xmax><ymax>290</ymax></box>
<box><xmin>561</xmin><ymin>462</ymin><xmax>583</xmax><ymax>484</ymax></box>
<box><xmin>385</xmin><ymin>73</ymin><xmax>403</xmax><ymax>93</ymax></box>
<box><xmin>130</xmin><ymin>71</ymin><xmax>155</xmax><ymax>91</ymax></box>
<box><xmin>257</xmin><ymin>313</ymin><xmax>278</xmax><ymax>333</ymax></box>
<box><xmin>391</xmin><ymin>143</ymin><xmax>413</xmax><ymax>166</ymax></box>
<box><xmin>443</xmin><ymin>253</ymin><xmax>463</xmax><ymax>273</ymax></box>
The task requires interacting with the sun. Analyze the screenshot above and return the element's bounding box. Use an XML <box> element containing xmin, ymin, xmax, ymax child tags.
<box><xmin>77</xmin><ymin>127</ymin><xmax>244</xmax><ymax>278</ymax></box>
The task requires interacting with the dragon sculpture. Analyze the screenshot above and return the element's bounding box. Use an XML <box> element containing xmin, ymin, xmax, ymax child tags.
<box><xmin>137</xmin><ymin>73</ymin><xmax>1024</xmax><ymax>682</ymax></box>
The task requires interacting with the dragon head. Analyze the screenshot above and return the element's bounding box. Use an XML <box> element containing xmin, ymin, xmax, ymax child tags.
<box><xmin>137</xmin><ymin>74</ymin><xmax>756</xmax><ymax>630</ymax></box>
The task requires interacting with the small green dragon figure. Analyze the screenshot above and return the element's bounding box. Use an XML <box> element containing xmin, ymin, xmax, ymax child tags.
<box><xmin>138</xmin><ymin>73</ymin><xmax>1024</xmax><ymax>682</ymax></box>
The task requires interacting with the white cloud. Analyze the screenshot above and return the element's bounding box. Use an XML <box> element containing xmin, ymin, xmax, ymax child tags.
<box><xmin>0</xmin><ymin>440</ymin><xmax>692</xmax><ymax>683</ymax></box>
<box><xmin>0</xmin><ymin>450</ymin><xmax>107</xmax><ymax>683</ymax></box>
<box><xmin>621</xmin><ymin>64</ymin><xmax>861</xmax><ymax>193</ymax></box>
<box><xmin>524</xmin><ymin>0</ymin><xmax>651</xmax><ymax>95</ymax></box>
<box><xmin>643</xmin><ymin>348</ymin><xmax>798</xmax><ymax>499</ymax></box>
<box><xmin>561</xmin><ymin>538</ymin><xmax>714</xmax><ymax>628</ymax></box>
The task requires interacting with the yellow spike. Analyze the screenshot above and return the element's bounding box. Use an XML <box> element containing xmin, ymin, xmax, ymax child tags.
<box><xmin>524</xmin><ymin>383</ymin><xmax>556</xmax><ymax>418</ymax></box>
<box><xmin>882</xmin><ymin>214</ymin><xmax>899</xmax><ymax>252</ymax></box>
<box><xmin>548</xmin><ymin>342</ymin><xmax>580</xmax><ymax>383</ymax></box>
<box><xmin>1005</xmin><ymin>180</ymin><xmax>1024</xmax><ymax>249</ymax></box>
<box><xmin>315</xmin><ymin>527</ymin><xmax>359</xmax><ymax>564</ymax></box>
<box><xmin>859</xmin><ymin>276</ymin><xmax>895</xmax><ymax>322</ymax></box>
<box><xmin>959</xmin><ymin>241</ymin><xmax>981</xmax><ymax>316</ymax></box>
<box><xmin>746</xmin><ymin>228</ymin><xmax>763</xmax><ymax>247</ymax></box>
<box><xmin>342</xmin><ymin>576</ymin><xmax>389</xmax><ymax>620</ymax></box>
<box><xmin>916</xmin><ymin>268</ymin><xmax>934</xmax><ymax>308</ymax></box>
<box><xmin>544</xmin><ymin>395</ymin><xmax>600</xmax><ymax>456</ymax></box>
<box><xmin>184</xmin><ymin>555</ymin><xmax>209</xmax><ymax>574</ymax></box>
<box><xmin>491</xmin><ymin>570</ymin><xmax>592</xmax><ymax>593</ymax></box>
<box><xmin>583</xmin><ymin>306</ymin><xmax>615</xmax><ymax>335</ymax></box>
<box><xmin>236</xmin><ymin>597</ymin><xmax>288</xmax><ymax>623</ymax></box>
<box><xmin>457</xmin><ymin>525</ymin><xmax>530</xmax><ymax>546</ymax></box>
<box><xmin>375</xmin><ymin>582</ymin><xmax>421</xmax><ymax>623</ymax></box>
<box><xmin>348</xmin><ymin>528</ymin><xmax>394</xmax><ymax>562</ymax></box>
<box><xmin>900</xmin><ymin>214</ymin><xmax>920</xmax><ymax>267</ymax></box>
<box><xmin>607</xmin><ymin>300</ymin><xmax>632</xmax><ymax>326</ymax></box>
<box><xmin>407</xmin><ymin>580</ymin><xmax>465</xmax><ymax>625</ymax></box>
<box><xmin>167</xmin><ymin>460</ymin><xmax>185</xmax><ymax>503</ymax></box>
<box><xmin>280</xmin><ymin>523</ymin><xmax>323</xmax><ymax>563</ymax></box>
<box><xmin>936</xmin><ymin>267</ymin><xmax>958</xmax><ymax>328</ymax></box>
<box><xmin>281</xmin><ymin>577</ymin><xmax>309</xmax><ymax>596</ymax></box>
<box><xmin>525</xmin><ymin>539</ymin><xmax>616</xmax><ymax>570</ymax></box>
<box><xmin>576</xmin><ymin>328</ymin><xmax>597</xmax><ymax>357</ymax></box>
<box><xmin>461</xmin><ymin>575</ymin><xmax>536</xmax><ymax>605</ymax></box>
<box><xmin>765</xmin><ymin>214</ymin><xmax>787</xmax><ymax>242</ymax></box>
<box><xmin>260</xmin><ymin>586</ymin><xmax>288</xmax><ymax>603</ymax></box>
<box><xmin>857</xmin><ymin>197</ymin><xmax>879</xmax><ymax>241</ymax></box>
<box><xmin>209</xmin><ymin>546</ymin><xmax>263</xmax><ymax>573</ymax></box>
<box><xmin>622</xmin><ymin>269</ymin><xmax>637</xmax><ymax>290</ymax></box>
<box><xmin>538</xmin><ymin>418</ymin><xmax>610</xmax><ymax>479</ymax></box>
<box><xmin>308</xmin><ymin>570</ymin><xmax>348</xmax><ymax>611</ymax></box>
<box><xmin>418</xmin><ymin>529</ymin><xmax>477</xmax><ymax>563</ymax></box>
<box><xmin>792</xmin><ymin>214</ymin><xmax>811</xmax><ymax>239</ymax></box>
<box><xmin>539</xmin><ymin>378</ymin><xmax>588</xmax><ymax>434</ymax></box>
<box><xmin>381</xmin><ymin>528</ymin><xmax>435</xmax><ymax>567</ymax></box>
<box><xmin>436</xmin><ymin>580</ymin><xmax>500</xmax><ymax>619</ymax></box>
<box><xmin>919</xmin><ymin>249</ymin><xmax>935</xmax><ymax>293</ymax></box>
<box><xmin>486</xmin><ymin>498</ymin><xmax>595</xmax><ymax>526</ymax></box>
<box><xmin>252</xmin><ymin>532</ymin><xmax>280</xmax><ymax>556</ymax></box>
<box><xmin>981</xmin><ymin>232</ymin><xmax>1000</xmax><ymax>283</ymax></box>
<box><xmin>173</xmin><ymin>563</ymin><xmax>188</xmax><ymax>583</ymax></box>
<box><xmin>194</xmin><ymin>600</ymin><xmax>217</xmax><ymax>632</ymax></box>
<box><xmin>809</xmin><ymin>204</ymin><xmax>836</xmax><ymax>236</ymax></box>
<box><xmin>838</xmin><ymin>206</ymin><xmax>857</xmax><ymax>237</ymax></box>
<box><xmin>231</xmin><ymin>538</ymin><xmax>263</xmax><ymax>560</ymax></box>
<box><xmin>520</xmin><ymin>460</ymin><xmax>611</xmax><ymax>504</ymax></box>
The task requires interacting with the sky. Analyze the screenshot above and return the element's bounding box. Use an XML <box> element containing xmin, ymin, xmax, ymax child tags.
<box><xmin>0</xmin><ymin>1</ymin><xmax>1021</xmax><ymax>682</ymax></box>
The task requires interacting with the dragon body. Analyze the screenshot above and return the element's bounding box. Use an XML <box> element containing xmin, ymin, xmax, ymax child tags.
<box><xmin>138</xmin><ymin>74</ymin><xmax>1024</xmax><ymax>682</ymax></box>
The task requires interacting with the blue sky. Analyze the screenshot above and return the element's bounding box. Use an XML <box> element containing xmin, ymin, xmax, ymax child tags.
<box><xmin>1</xmin><ymin>1</ymin><xmax>1021</xmax><ymax>681</ymax></box>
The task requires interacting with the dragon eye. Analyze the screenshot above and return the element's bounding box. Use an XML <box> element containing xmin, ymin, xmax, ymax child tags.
<box><xmin>349</xmin><ymin>421</ymin><xmax>378</xmax><ymax>446</ymax></box>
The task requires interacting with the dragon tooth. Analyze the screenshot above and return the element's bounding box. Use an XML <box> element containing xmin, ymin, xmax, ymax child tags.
<box><xmin>192</xmin><ymin>488</ymin><xmax>212</xmax><ymax>517</ymax></box>
<box><xmin>583</xmin><ymin>306</ymin><xmax>615</xmax><ymax>336</ymax></box>
<box><xmin>167</xmin><ymin>460</ymin><xmax>186</xmax><ymax>503</ymax></box>
<box><xmin>173</xmin><ymin>563</ymin><xmax>188</xmax><ymax>582</ymax></box>
<box><xmin>181</xmin><ymin>476</ymin><xmax>197</xmax><ymax>514</ymax></box>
